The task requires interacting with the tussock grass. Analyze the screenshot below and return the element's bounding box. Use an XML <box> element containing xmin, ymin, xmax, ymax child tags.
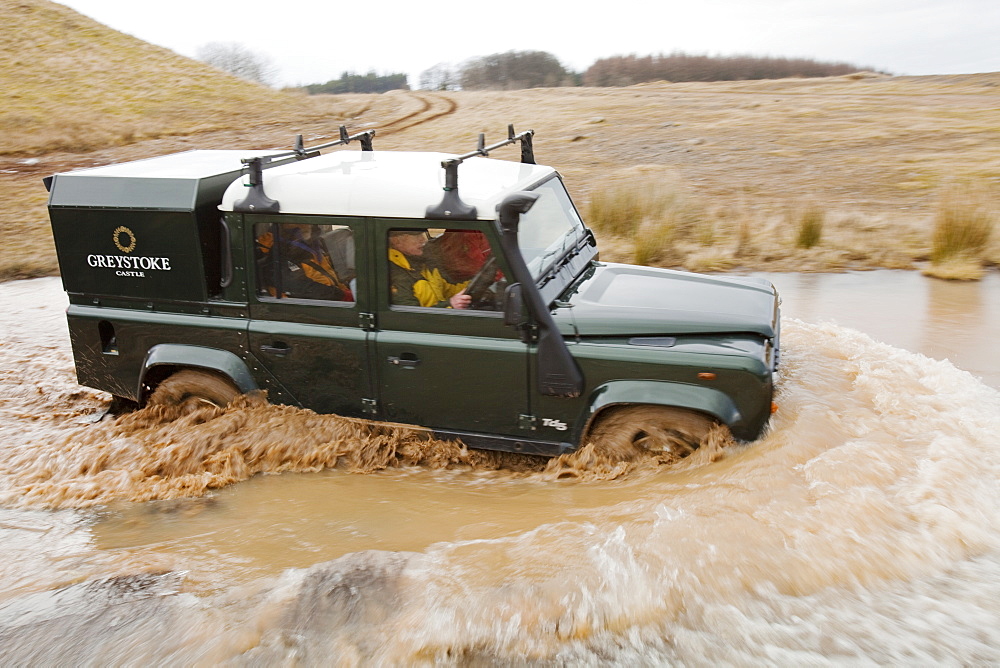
<box><xmin>929</xmin><ymin>186</ymin><xmax>995</xmax><ymax>262</ymax></box>
<box><xmin>585</xmin><ymin>169</ymin><xmax>937</xmax><ymax>273</ymax></box>
<box><xmin>794</xmin><ymin>203</ymin><xmax>825</xmax><ymax>249</ymax></box>
<box><xmin>586</xmin><ymin>167</ymin><xmax>689</xmax><ymax>237</ymax></box>
<box><xmin>632</xmin><ymin>223</ymin><xmax>675</xmax><ymax>266</ymax></box>
<box><xmin>923</xmin><ymin>184</ymin><xmax>996</xmax><ymax>280</ymax></box>
<box><xmin>586</xmin><ymin>167</ymin><xmax>702</xmax><ymax>266</ymax></box>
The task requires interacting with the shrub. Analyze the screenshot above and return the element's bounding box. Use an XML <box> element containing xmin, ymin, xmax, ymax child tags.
<box><xmin>794</xmin><ymin>204</ymin><xmax>825</xmax><ymax>249</ymax></box>
<box><xmin>930</xmin><ymin>186</ymin><xmax>994</xmax><ymax>264</ymax></box>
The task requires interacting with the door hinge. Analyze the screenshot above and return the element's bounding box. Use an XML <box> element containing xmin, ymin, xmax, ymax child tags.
<box><xmin>362</xmin><ymin>398</ymin><xmax>378</xmax><ymax>415</ymax></box>
<box><xmin>359</xmin><ymin>312</ymin><xmax>376</xmax><ymax>330</ymax></box>
<box><xmin>518</xmin><ymin>414</ymin><xmax>537</xmax><ymax>431</ymax></box>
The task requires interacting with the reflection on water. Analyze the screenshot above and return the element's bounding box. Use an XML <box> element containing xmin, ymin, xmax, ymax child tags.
<box><xmin>752</xmin><ymin>271</ymin><xmax>1000</xmax><ymax>387</ymax></box>
<box><xmin>1</xmin><ymin>274</ymin><xmax>1000</xmax><ymax>663</ymax></box>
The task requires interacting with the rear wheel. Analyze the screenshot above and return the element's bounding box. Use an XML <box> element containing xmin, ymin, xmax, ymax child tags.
<box><xmin>586</xmin><ymin>405</ymin><xmax>718</xmax><ymax>461</ymax></box>
<box><xmin>147</xmin><ymin>369</ymin><xmax>239</xmax><ymax>410</ymax></box>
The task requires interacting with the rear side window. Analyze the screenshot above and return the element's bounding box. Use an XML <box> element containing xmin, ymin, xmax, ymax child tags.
<box><xmin>254</xmin><ymin>222</ymin><xmax>355</xmax><ymax>303</ymax></box>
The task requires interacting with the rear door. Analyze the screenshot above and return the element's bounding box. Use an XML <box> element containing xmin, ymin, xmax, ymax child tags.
<box><xmin>246</xmin><ymin>215</ymin><xmax>375</xmax><ymax>417</ymax></box>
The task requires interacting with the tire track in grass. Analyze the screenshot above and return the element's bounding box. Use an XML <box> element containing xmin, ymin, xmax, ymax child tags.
<box><xmin>378</xmin><ymin>93</ymin><xmax>457</xmax><ymax>136</ymax></box>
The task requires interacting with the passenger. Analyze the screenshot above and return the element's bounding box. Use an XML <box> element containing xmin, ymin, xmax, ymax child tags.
<box><xmin>388</xmin><ymin>230</ymin><xmax>470</xmax><ymax>309</ymax></box>
<box><xmin>257</xmin><ymin>224</ymin><xmax>353</xmax><ymax>302</ymax></box>
<box><xmin>426</xmin><ymin>230</ymin><xmax>492</xmax><ymax>282</ymax></box>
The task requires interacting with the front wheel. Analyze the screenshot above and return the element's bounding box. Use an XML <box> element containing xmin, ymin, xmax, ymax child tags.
<box><xmin>586</xmin><ymin>405</ymin><xmax>718</xmax><ymax>462</ymax></box>
<box><xmin>147</xmin><ymin>369</ymin><xmax>240</xmax><ymax>411</ymax></box>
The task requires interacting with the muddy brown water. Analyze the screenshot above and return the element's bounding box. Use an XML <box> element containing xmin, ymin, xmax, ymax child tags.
<box><xmin>1</xmin><ymin>272</ymin><xmax>999</xmax><ymax>663</ymax></box>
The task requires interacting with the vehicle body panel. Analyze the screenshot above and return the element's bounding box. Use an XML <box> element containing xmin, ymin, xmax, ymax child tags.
<box><xmin>554</xmin><ymin>263</ymin><xmax>778</xmax><ymax>338</ymax></box>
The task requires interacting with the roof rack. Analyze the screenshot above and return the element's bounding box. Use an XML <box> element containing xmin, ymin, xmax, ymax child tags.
<box><xmin>425</xmin><ymin>124</ymin><xmax>535</xmax><ymax>221</ymax></box>
<box><xmin>234</xmin><ymin>125</ymin><xmax>375</xmax><ymax>214</ymax></box>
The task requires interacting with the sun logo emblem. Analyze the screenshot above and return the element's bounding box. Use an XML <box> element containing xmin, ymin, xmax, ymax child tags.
<box><xmin>113</xmin><ymin>226</ymin><xmax>136</xmax><ymax>253</ymax></box>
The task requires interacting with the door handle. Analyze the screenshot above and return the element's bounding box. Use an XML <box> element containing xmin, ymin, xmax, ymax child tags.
<box><xmin>260</xmin><ymin>343</ymin><xmax>291</xmax><ymax>357</ymax></box>
<box><xmin>387</xmin><ymin>354</ymin><xmax>420</xmax><ymax>369</ymax></box>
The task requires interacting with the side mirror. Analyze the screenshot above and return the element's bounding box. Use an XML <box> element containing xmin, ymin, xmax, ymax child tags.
<box><xmin>503</xmin><ymin>283</ymin><xmax>525</xmax><ymax>327</ymax></box>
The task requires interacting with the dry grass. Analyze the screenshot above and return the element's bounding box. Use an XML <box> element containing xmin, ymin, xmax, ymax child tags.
<box><xmin>3</xmin><ymin>3</ymin><xmax>1000</xmax><ymax>280</ymax></box>
<box><xmin>922</xmin><ymin>184</ymin><xmax>996</xmax><ymax>280</ymax></box>
<box><xmin>0</xmin><ymin>176</ymin><xmax>55</xmax><ymax>279</ymax></box>
<box><xmin>586</xmin><ymin>167</ymin><xmax>688</xmax><ymax>236</ymax></box>
<box><xmin>578</xmin><ymin>168</ymin><xmax>936</xmax><ymax>274</ymax></box>
<box><xmin>0</xmin><ymin>0</ymin><xmax>365</xmax><ymax>155</ymax></box>
<box><xmin>794</xmin><ymin>203</ymin><xmax>825</xmax><ymax>249</ymax></box>
<box><xmin>931</xmin><ymin>187</ymin><xmax>994</xmax><ymax>263</ymax></box>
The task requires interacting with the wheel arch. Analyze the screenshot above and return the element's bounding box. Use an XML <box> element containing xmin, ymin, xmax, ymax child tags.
<box><xmin>577</xmin><ymin>380</ymin><xmax>742</xmax><ymax>444</ymax></box>
<box><xmin>138</xmin><ymin>344</ymin><xmax>258</xmax><ymax>404</ymax></box>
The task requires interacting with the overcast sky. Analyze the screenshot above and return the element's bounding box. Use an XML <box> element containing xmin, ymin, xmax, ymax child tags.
<box><xmin>56</xmin><ymin>0</ymin><xmax>1000</xmax><ymax>87</ymax></box>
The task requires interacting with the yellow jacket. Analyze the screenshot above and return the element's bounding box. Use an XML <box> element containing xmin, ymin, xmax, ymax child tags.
<box><xmin>388</xmin><ymin>248</ymin><xmax>466</xmax><ymax>307</ymax></box>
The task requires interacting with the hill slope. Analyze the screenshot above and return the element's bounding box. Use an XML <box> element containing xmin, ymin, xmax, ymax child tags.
<box><xmin>0</xmin><ymin>0</ymin><xmax>352</xmax><ymax>155</ymax></box>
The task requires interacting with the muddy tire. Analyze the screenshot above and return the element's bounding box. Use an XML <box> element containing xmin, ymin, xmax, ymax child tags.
<box><xmin>586</xmin><ymin>405</ymin><xmax>718</xmax><ymax>461</ymax></box>
<box><xmin>147</xmin><ymin>369</ymin><xmax>239</xmax><ymax>410</ymax></box>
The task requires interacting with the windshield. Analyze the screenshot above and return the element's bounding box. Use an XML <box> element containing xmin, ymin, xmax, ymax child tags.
<box><xmin>517</xmin><ymin>178</ymin><xmax>586</xmax><ymax>280</ymax></box>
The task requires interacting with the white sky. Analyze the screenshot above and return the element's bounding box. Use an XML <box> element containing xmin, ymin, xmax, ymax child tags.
<box><xmin>56</xmin><ymin>0</ymin><xmax>1000</xmax><ymax>87</ymax></box>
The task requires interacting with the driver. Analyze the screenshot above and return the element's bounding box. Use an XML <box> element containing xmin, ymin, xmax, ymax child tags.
<box><xmin>388</xmin><ymin>230</ymin><xmax>471</xmax><ymax>309</ymax></box>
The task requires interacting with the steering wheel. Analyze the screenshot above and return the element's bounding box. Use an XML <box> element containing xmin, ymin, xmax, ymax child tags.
<box><xmin>463</xmin><ymin>256</ymin><xmax>499</xmax><ymax>306</ymax></box>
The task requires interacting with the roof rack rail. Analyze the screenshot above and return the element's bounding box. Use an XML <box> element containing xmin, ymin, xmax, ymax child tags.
<box><xmin>426</xmin><ymin>124</ymin><xmax>535</xmax><ymax>221</ymax></box>
<box><xmin>234</xmin><ymin>125</ymin><xmax>375</xmax><ymax>214</ymax></box>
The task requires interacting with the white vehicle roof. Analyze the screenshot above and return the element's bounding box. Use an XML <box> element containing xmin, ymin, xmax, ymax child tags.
<box><xmin>218</xmin><ymin>150</ymin><xmax>557</xmax><ymax>220</ymax></box>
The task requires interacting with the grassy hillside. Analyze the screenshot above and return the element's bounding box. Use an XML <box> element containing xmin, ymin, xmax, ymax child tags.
<box><xmin>0</xmin><ymin>0</ymin><xmax>356</xmax><ymax>155</ymax></box>
<box><xmin>0</xmin><ymin>0</ymin><xmax>375</xmax><ymax>278</ymax></box>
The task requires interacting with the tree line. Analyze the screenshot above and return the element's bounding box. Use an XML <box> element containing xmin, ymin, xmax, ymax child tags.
<box><xmin>304</xmin><ymin>71</ymin><xmax>409</xmax><ymax>95</ymax></box>
<box><xmin>582</xmin><ymin>53</ymin><xmax>873</xmax><ymax>86</ymax></box>
<box><xmin>196</xmin><ymin>42</ymin><xmax>880</xmax><ymax>93</ymax></box>
<box><xmin>416</xmin><ymin>51</ymin><xmax>879</xmax><ymax>92</ymax></box>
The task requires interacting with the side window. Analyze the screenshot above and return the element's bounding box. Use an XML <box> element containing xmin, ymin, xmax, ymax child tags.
<box><xmin>387</xmin><ymin>227</ymin><xmax>502</xmax><ymax>311</ymax></box>
<box><xmin>254</xmin><ymin>222</ymin><xmax>355</xmax><ymax>303</ymax></box>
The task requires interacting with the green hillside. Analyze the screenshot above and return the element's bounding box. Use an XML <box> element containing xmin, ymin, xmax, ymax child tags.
<box><xmin>0</xmin><ymin>0</ymin><xmax>345</xmax><ymax>154</ymax></box>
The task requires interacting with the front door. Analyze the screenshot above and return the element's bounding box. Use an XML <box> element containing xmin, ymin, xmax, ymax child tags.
<box><xmin>373</xmin><ymin>220</ymin><xmax>529</xmax><ymax>438</ymax></box>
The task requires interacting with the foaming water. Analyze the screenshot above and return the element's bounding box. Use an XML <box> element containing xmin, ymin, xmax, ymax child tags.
<box><xmin>2</xmin><ymin>277</ymin><xmax>1000</xmax><ymax>663</ymax></box>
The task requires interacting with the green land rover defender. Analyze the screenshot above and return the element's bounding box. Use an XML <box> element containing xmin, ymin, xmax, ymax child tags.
<box><xmin>45</xmin><ymin>126</ymin><xmax>780</xmax><ymax>459</ymax></box>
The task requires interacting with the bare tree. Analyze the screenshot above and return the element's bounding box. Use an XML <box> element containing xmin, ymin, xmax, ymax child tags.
<box><xmin>418</xmin><ymin>63</ymin><xmax>459</xmax><ymax>91</ymax></box>
<box><xmin>196</xmin><ymin>42</ymin><xmax>277</xmax><ymax>86</ymax></box>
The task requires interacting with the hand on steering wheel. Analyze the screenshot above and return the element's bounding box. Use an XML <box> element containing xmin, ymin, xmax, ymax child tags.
<box><xmin>463</xmin><ymin>256</ymin><xmax>499</xmax><ymax>303</ymax></box>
